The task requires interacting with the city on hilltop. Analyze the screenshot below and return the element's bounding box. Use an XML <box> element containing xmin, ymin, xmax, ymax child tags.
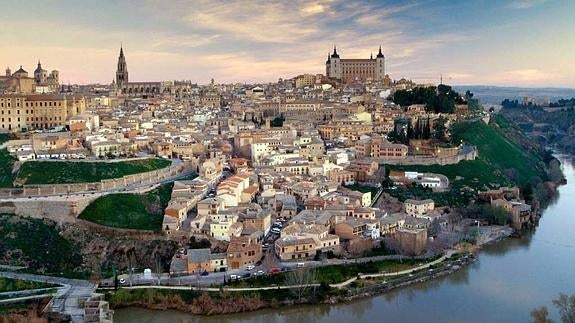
<box><xmin>0</xmin><ymin>36</ymin><xmax>570</xmax><ymax>323</ymax></box>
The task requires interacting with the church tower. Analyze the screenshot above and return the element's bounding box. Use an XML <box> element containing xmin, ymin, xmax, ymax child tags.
<box><xmin>328</xmin><ymin>46</ymin><xmax>341</xmax><ymax>79</ymax></box>
<box><xmin>375</xmin><ymin>45</ymin><xmax>385</xmax><ymax>81</ymax></box>
<box><xmin>115</xmin><ymin>45</ymin><xmax>128</xmax><ymax>88</ymax></box>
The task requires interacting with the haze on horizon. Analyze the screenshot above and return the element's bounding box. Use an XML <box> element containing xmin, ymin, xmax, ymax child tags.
<box><xmin>1</xmin><ymin>0</ymin><xmax>573</xmax><ymax>87</ymax></box>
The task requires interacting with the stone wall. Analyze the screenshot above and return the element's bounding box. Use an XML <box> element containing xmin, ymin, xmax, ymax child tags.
<box><xmin>18</xmin><ymin>162</ymin><xmax>190</xmax><ymax>197</ymax></box>
<box><xmin>379</xmin><ymin>146</ymin><xmax>478</xmax><ymax>166</ymax></box>
<box><xmin>0</xmin><ymin>196</ymin><xmax>98</xmax><ymax>224</ymax></box>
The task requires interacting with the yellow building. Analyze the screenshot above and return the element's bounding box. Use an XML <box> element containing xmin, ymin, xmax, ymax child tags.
<box><xmin>295</xmin><ymin>74</ymin><xmax>317</xmax><ymax>88</ymax></box>
<box><xmin>0</xmin><ymin>94</ymin><xmax>85</xmax><ymax>132</ymax></box>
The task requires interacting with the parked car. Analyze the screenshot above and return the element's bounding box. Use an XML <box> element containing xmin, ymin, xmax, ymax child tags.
<box><xmin>229</xmin><ymin>274</ymin><xmax>239</xmax><ymax>280</ymax></box>
<box><xmin>256</xmin><ymin>270</ymin><xmax>265</xmax><ymax>276</ymax></box>
<box><xmin>297</xmin><ymin>262</ymin><xmax>305</xmax><ymax>268</ymax></box>
<box><xmin>269</xmin><ymin>267</ymin><xmax>281</xmax><ymax>274</ymax></box>
<box><xmin>200</xmin><ymin>271</ymin><xmax>209</xmax><ymax>276</ymax></box>
<box><xmin>246</xmin><ymin>265</ymin><xmax>255</xmax><ymax>271</ymax></box>
<box><xmin>119</xmin><ymin>278</ymin><xmax>126</xmax><ymax>284</ymax></box>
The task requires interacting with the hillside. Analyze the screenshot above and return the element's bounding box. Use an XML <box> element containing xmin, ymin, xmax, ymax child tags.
<box><xmin>0</xmin><ymin>214</ymin><xmax>178</xmax><ymax>279</ymax></box>
<box><xmin>385</xmin><ymin>115</ymin><xmax>553</xmax><ymax>205</ymax></box>
<box><xmin>78</xmin><ymin>183</ymin><xmax>173</xmax><ymax>231</ymax></box>
<box><xmin>451</xmin><ymin>115</ymin><xmax>549</xmax><ymax>186</ymax></box>
<box><xmin>15</xmin><ymin>158</ymin><xmax>171</xmax><ymax>185</ymax></box>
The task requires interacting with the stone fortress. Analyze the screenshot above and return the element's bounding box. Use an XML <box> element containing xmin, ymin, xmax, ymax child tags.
<box><xmin>325</xmin><ymin>46</ymin><xmax>386</xmax><ymax>82</ymax></box>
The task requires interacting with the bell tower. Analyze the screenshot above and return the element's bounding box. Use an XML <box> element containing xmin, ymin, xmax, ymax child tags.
<box><xmin>115</xmin><ymin>45</ymin><xmax>128</xmax><ymax>88</ymax></box>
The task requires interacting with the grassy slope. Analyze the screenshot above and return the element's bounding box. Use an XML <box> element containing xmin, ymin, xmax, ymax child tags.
<box><xmin>0</xmin><ymin>150</ymin><xmax>17</xmax><ymax>188</ymax></box>
<box><xmin>16</xmin><ymin>158</ymin><xmax>171</xmax><ymax>185</ymax></box>
<box><xmin>78</xmin><ymin>183</ymin><xmax>173</xmax><ymax>231</ymax></box>
<box><xmin>0</xmin><ymin>214</ymin><xmax>83</xmax><ymax>274</ymax></box>
<box><xmin>388</xmin><ymin>116</ymin><xmax>547</xmax><ymax>192</ymax></box>
<box><xmin>0</xmin><ymin>277</ymin><xmax>55</xmax><ymax>293</ymax></box>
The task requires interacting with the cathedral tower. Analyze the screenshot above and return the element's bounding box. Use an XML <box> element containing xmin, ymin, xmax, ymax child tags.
<box><xmin>116</xmin><ymin>45</ymin><xmax>128</xmax><ymax>87</ymax></box>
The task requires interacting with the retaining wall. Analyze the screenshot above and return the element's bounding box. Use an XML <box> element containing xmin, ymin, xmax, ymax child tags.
<box><xmin>17</xmin><ymin>162</ymin><xmax>190</xmax><ymax>197</ymax></box>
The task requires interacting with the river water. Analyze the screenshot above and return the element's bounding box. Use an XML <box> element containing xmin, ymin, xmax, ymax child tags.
<box><xmin>115</xmin><ymin>156</ymin><xmax>575</xmax><ymax>323</ymax></box>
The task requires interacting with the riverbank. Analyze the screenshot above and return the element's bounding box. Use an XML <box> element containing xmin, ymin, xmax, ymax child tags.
<box><xmin>102</xmin><ymin>252</ymin><xmax>475</xmax><ymax>316</ymax></box>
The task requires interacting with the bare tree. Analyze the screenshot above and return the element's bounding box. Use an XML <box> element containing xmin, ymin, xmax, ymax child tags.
<box><xmin>127</xmin><ymin>248</ymin><xmax>136</xmax><ymax>287</ymax></box>
<box><xmin>553</xmin><ymin>294</ymin><xmax>575</xmax><ymax>323</ymax></box>
<box><xmin>530</xmin><ymin>293</ymin><xmax>575</xmax><ymax>323</ymax></box>
<box><xmin>530</xmin><ymin>307</ymin><xmax>552</xmax><ymax>323</ymax></box>
<box><xmin>261</xmin><ymin>249</ymin><xmax>279</xmax><ymax>272</ymax></box>
<box><xmin>154</xmin><ymin>255</ymin><xmax>162</xmax><ymax>286</ymax></box>
<box><xmin>284</xmin><ymin>267</ymin><xmax>318</xmax><ymax>300</ymax></box>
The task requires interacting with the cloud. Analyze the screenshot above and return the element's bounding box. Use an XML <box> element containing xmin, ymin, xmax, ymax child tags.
<box><xmin>181</xmin><ymin>0</ymin><xmax>335</xmax><ymax>44</ymax></box>
<box><xmin>508</xmin><ymin>0</ymin><xmax>548</xmax><ymax>9</ymax></box>
<box><xmin>355</xmin><ymin>3</ymin><xmax>419</xmax><ymax>26</ymax></box>
<box><xmin>7</xmin><ymin>0</ymin><xmax>571</xmax><ymax>87</ymax></box>
<box><xmin>301</xmin><ymin>2</ymin><xmax>327</xmax><ymax>15</ymax></box>
<box><xmin>150</xmin><ymin>34</ymin><xmax>221</xmax><ymax>49</ymax></box>
<box><xmin>496</xmin><ymin>69</ymin><xmax>558</xmax><ymax>82</ymax></box>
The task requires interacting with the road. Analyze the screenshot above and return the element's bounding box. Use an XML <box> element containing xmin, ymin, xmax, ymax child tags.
<box><xmin>0</xmin><ymin>271</ymin><xmax>96</xmax><ymax>323</ymax></box>
<box><xmin>105</xmin><ymin>251</ymin><xmax>448</xmax><ymax>288</ymax></box>
<box><xmin>102</xmin><ymin>251</ymin><xmax>460</xmax><ymax>293</ymax></box>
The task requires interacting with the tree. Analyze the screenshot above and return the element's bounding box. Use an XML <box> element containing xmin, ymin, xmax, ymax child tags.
<box><xmin>428</xmin><ymin>218</ymin><xmax>442</xmax><ymax>238</ymax></box>
<box><xmin>433</xmin><ymin>116</ymin><xmax>448</xmax><ymax>142</ymax></box>
<box><xmin>406</xmin><ymin>122</ymin><xmax>414</xmax><ymax>139</ymax></box>
<box><xmin>189</xmin><ymin>236</ymin><xmax>211</xmax><ymax>249</ymax></box>
<box><xmin>553</xmin><ymin>293</ymin><xmax>575</xmax><ymax>323</ymax></box>
<box><xmin>284</xmin><ymin>267</ymin><xmax>318</xmax><ymax>300</ymax></box>
<box><xmin>531</xmin><ymin>294</ymin><xmax>575</xmax><ymax>323</ymax></box>
<box><xmin>531</xmin><ymin>307</ymin><xmax>552</xmax><ymax>323</ymax></box>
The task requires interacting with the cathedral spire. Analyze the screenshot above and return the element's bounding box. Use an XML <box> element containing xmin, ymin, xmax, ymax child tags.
<box><xmin>116</xmin><ymin>44</ymin><xmax>128</xmax><ymax>87</ymax></box>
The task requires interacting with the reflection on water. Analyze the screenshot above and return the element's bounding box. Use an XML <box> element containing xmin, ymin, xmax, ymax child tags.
<box><xmin>115</xmin><ymin>156</ymin><xmax>575</xmax><ymax>323</ymax></box>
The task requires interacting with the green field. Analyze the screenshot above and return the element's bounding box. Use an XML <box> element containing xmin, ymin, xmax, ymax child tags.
<box><xmin>15</xmin><ymin>158</ymin><xmax>171</xmax><ymax>185</ymax></box>
<box><xmin>0</xmin><ymin>214</ymin><xmax>83</xmax><ymax>274</ymax></box>
<box><xmin>387</xmin><ymin>117</ymin><xmax>548</xmax><ymax>192</ymax></box>
<box><xmin>0</xmin><ymin>149</ymin><xmax>17</xmax><ymax>187</ymax></box>
<box><xmin>0</xmin><ymin>277</ymin><xmax>56</xmax><ymax>293</ymax></box>
<box><xmin>78</xmin><ymin>183</ymin><xmax>173</xmax><ymax>231</ymax></box>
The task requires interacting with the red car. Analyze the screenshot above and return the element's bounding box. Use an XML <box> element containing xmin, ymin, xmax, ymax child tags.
<box><xmin>269</xmin><ymin>267</ymin><xmax>281</xmax><ymax>274</ymax></box>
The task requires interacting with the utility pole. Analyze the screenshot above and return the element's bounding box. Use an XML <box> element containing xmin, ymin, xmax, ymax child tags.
<box><xmin>128</xmin><ymin>251</ymin><xmax>134</xmax><ymax>287</ymax></box>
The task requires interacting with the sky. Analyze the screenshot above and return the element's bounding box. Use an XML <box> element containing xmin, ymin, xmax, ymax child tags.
<box><xmin>0</xmin><ymin>0</ymin><xmax>574</xmax><ymax>87</ymax></box>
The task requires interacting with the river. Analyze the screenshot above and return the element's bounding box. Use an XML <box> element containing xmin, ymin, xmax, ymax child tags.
<box><xmin>115</xmin><ymin>156</ymin><xmax>575</xmax><ymax>323</ymax></box>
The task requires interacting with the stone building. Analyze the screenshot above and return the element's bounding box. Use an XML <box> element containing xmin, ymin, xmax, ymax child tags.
<box><xmin>397</xmin><ymin>228</ymin><xmax>427</xmax><ymax>256</ymax></box>
<box><xmin>0</xmin><ymin>66</ymin><xmax>35</xmax><ymax>94</ymax></box>
<box><xmin>226</xmin><ymin>236</ymin><xmax>262</xmax><ymax>269</ymax></box>
<box><xmin>0</xmin><ymin>94</ymin><xmax>85</xmax><ymax>132</ymax></box>
<box><xmin>325</xmin><ymin>46</ymin><xmax>385</xmax><ymax>82</ymax></box>
<box><xmin>114</xmin><ymin>46</ymin><xmax>199</xmax><ymax>99</ymax></box>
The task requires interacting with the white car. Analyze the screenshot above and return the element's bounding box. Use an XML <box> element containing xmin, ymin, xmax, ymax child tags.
<box><xmin>119</xmin><ymin>278</ymin><xmax>126</xmax><ymax>284</ymax></box>
<box><xmin>229</xmin><ymin>274</ymin><xmax>239</xmax><ymax>280</ymax></box>
<box><xmin>256</xmin><ymin>270</ymin><xmax>264</xmax><ymax>276</ymax></box>
<box><xmin>246</xmin><ymin>265</ymin><xmax>255</xmax><ymax>271</ymax></box>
